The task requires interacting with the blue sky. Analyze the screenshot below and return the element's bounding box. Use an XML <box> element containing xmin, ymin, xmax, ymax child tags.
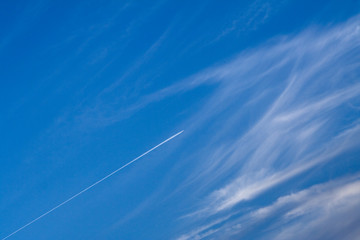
<box><xmin>1</xmin><ymin>0</ymin><xmax>360</xmax><ymax>239</ymax></box>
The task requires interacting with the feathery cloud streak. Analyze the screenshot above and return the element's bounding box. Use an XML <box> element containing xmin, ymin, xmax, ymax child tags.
<box><xmin>177</xmin><ymin>174</ymin><xmax>360</xmax><ymax>240</ymax></box>
<box><xmin>171</xmin><ymin>15</ymin><xmax>360</xmax><ymax>239</ymax></box>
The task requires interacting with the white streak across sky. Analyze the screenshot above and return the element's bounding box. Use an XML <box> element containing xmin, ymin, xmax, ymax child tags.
<box><xmin>1</xmin><ymin>130</ymin><xmax>183</xmax><ymax>240</ymax></box>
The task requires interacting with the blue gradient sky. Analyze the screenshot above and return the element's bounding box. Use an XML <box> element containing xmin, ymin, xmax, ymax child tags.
<box><xmin>1</xmin><ymin>1</ymin><xmax>360</xmax><ymax>239</ymax></box>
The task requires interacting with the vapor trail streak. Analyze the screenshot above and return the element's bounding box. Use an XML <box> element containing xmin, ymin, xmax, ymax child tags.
<box><xmin>2</xmin><ymin>130</ymin><xmax>184</xmax><ymax>240</ymax></box>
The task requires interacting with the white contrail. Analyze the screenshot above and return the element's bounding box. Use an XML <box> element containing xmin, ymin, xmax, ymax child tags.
<box><xmin>2</xmin><ymin>130</ymin><xmax>184</xmax><ymax>240</ymax></box>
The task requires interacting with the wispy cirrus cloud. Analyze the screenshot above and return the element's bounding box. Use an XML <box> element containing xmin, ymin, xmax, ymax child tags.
<box><xmin>177</xmin><ymin>174</ymin><xmax>360</xmax><ymax>240</ymax></box>
<box><xmin>210</xmin><ymin>0</ymin><xmax>288</xmax><ymax>44</ymax></box>
<box><xmin>170</xmin><ymin>15</ymin><xmax>360</xmax><ymax>239</ymax></box>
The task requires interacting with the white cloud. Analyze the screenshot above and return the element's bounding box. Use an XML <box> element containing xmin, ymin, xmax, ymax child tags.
<box><xmin>174</xmin><ymin>15</ymin><xmax>360</xmax><ymax>239</ymax></box>
<box><xmin>176</xmin><ymin>174</ymin><xmax>360</xmax><ymax>240</ymax></box>
<box><xmin>267</xmin><ymin>177</ymin><xmax>360</xmax><ymax>240</ymax></box>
